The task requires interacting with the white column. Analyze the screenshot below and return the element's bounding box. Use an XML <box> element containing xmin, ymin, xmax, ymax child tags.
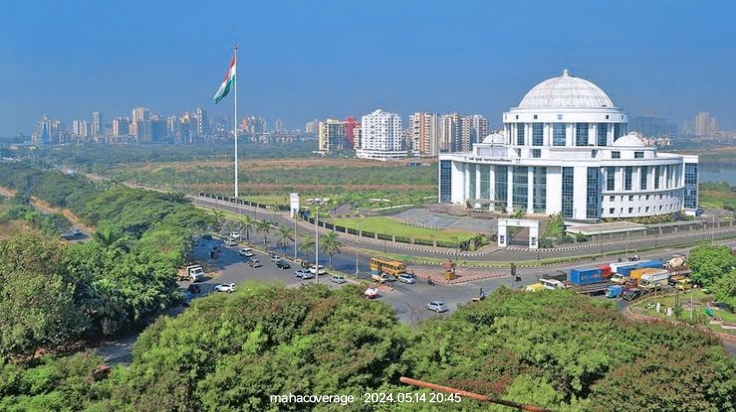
<box><xmin>507</xmin><ymin>166</ymin><xmax>513</xmax><ymax>212</ymax></box>
<box><xmin>527</xmin><ymin>167</ymin><xmax>534</xmax><ymax>214</ymax></box>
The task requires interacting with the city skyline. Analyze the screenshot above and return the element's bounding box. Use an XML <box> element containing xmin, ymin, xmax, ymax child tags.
<box><xmin>2</xmin><ymin>0</ymin><xmax>735</xmax><ymax>137</ymax></box>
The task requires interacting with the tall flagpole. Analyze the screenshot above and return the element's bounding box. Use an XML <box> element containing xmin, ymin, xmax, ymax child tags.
<box><xmin>233</xmin><ymin>44</ymin><xmax>239</xmax><ymax>198</ymax></box>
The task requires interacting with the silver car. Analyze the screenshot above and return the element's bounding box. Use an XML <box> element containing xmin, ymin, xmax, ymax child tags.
<box><xmin>397</xmin><ymin>274</ymin><xmax>417</xmax><ymax>284</ymax></box>
<box><xmin>427</xmin><ymin>301</ymin><xmax>448</xmax><ymax>313</ymax></box>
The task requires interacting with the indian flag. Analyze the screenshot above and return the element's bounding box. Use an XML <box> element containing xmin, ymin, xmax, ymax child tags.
<box><xmin>213</xmin><ymin>54</ymin><xmax>236</xmax><ymax>104</ymax></box>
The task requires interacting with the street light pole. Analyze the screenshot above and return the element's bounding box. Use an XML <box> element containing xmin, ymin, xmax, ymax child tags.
<box><xmin>294</xmin><ymin>212</ymin><xmax>298</xmax><ymax>259</ymax></box>
<box><xmin>315</xmin><ymin>205</ymin><xmax>319</xmax><ymax>284</ymax></box>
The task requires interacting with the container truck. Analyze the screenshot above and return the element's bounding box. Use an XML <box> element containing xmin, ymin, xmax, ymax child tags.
<box><xmin>637</xmin><ymin>269</ymin><xmax>670</xmax><ymax>292</ymax></box>
<box><xmin>567</xmin><ymin>264</ymin><xmax>612</xmax><ymax>295</ymax></box>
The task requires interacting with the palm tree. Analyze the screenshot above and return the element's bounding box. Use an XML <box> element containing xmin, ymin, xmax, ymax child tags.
<box><xmin>254</xmin><ymin>219</ymin><xmax>273</xmax><ymax>250</ymax></box>
<box><xmin>241</xmin><ymin>215</ymin><xmax>255</xmax><ymax>243</ymax></box>
<box><xmin>320</xmin><ymin>231</ymin><xmax>343</xmax><ymax>270</ymax></box>
<box><xmin>298</xmin><ymin>234</ymin><xmax>315</xmax><ymax>260</ymax></box>
<box><xmin>276</xmin><ymin>226</ymin><xmax>295</xmax><ymax>254</ymax></box>
<box><xmin>93</xmin><ymin>226</ymin><xmax>130</xmax><ymax>256</ymax></box>
<box><xmin>211</xmin><ymin>209</ymin><xmax>225</xmax><ymax>234</ymax></box>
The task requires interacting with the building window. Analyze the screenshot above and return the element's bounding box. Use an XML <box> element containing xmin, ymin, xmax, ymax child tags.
<box><xmin>557</xmin><ymin>114</ymin><xmax>563</xmax><ymax>120</ymax></box>
<box><xmin>494</xmin><ymin>165</ymin><xmax>508</xmax><ymax>210</ymax></box>
<box><xmin>624</xmin><ymin>166</ymin><xmax>632</xmax><ymax>190</ymax></box>
<box><xmin>684</xmin><ymin>163</ymin><xmax>698</xmax><ymax>208</ymax></box>
<box><xmin>531</xmin><ymin>149</ymin><xmax>541</xmax><ymax>158</ymax></box>
<box><xmin>533</xmin><ymin>167</ymin><xmax>547</xmax><ymax>213</ymax></box>
<box><xmin>517</xmin><ymin>125</ymin><xmax>524</xmax><ymax>145</ymax></box>
<box><xmin>480</xmin><ymin>165</ymin><xmax>490</xmax><ymax>200</ymax></box>
<box><xmin>468</xmin><ymin>164</ymin><xmax>476</xmax><ymax>201</ymax></box>
<box><xmin>609</xmin><ymin>208</ymin><xmax>615</xmax><ymax>214</ymax></box>
<box><xmin>634</xmin><ymin>151</ymin><xmax>644</xmax><ymax>159</ymax></box>
<box><xmin>597</xmin><ymin>123</ymin><xmax>608</xmax><ymax>146</ymax></box>
<box><xmin>640</xmin><ymin>166</ymin><xmax>648</xmax><ymax>190</ymax></box>
<box><xmin>606</xmin><ymin>166</ymin><xmax>615</xmax><ymax>191</ymax></box>
<box><xmin>575</xmin><ymin>123</ymin><xmax>589</xmax><ymax>146</ymax></box>
<box><xmin>553</xmin><ymin>123</ymin><xmax>566</xmax><ymax>146</ymax></box>
<box><xmin>587</xmin><ymin>168</ymin><xmax>601</xmax><ymax>219</ymax></box>
<box><xmin>609</xmin><ymin>195</ymin><xmax>615</xmax><ymax>201</ymax></box>
<box><xmin>628</xmin><ymin>207</ymin><xmax>633</xmax><ymax>213</ymax></box>
<box><xmin>532</xmin><ymin>123</ymin><xmax>543</xmax><ymax>146</ymax></box>
<box><xmin>612</xmin><ymin>151</ymin><xmax>620</xmax><ymax>159</ymax></box>
<box><xmin>613</xmin><ymin>123</ymin><xmax>625</xmax><ymax>141</ymax></box>
<box><xmin>562</xmin><ymin>167</ymin><xmax>574</xmax><ymax>218</ymax></box>
<box><xmin>512</xmin><ymin>166</ymin><xmax>528</xmax><ymax>211</ymax></box>
<box><xmin>629</xmin><ymin>195</ymin><xmax>634</xmax><ymax>201</ymax></box>
<box><xmin>440</xmin><ymin>160</ymin><xmax>452</xmax><ymax>203</ymax></box>
<box><xmin>654</xmin><ymin>165</ymin><xmax>661</xmax><ymax>189</ymax></box>
<box><xmin>533</xmin><ymin>114</ymin><xmax>538</xmax><ymax>120</ymax></box>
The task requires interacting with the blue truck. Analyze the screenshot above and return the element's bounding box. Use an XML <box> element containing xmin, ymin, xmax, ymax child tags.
<box><xmin>568</xmin><ymin>265</ymin><xmax>613</xmax><ymax>295</ymax></box>
<box><xmin>605</xmin><ymin>285</ymin><xmax>624</xmax><ymax>298</ymax></box>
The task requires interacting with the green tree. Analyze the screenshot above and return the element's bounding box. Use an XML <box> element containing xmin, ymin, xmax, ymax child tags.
<box><xmin>275</xmin><ymin>225</ymin><xmax>294</xmax><ymax>254</ymax></box>
<box><xmin>298</xmin><ymin>234</ymin><xmax>315</xmax><ymax>260</ymax></box>
<box><xmin>241</xmin><ymin>214</ymin><xmax>254</xmax><ymax>242</ymax></box>
<box><xmin>254</xmin><ymin>219</ymin><xmax>273</xmax><ymax>250</ymax></box>
<box><xmin>0</xmin><ymin>233</ymin><xmax>88</xmax><ymax>357</ymax></box>
<box><xmin>210</xmin><ymin>209</ymin><xmax>225</xmax><ymax>234</ymax></box>
<box><xmin>320</xmin><ymin>231</ymin><xmax>342</xmax><ymax>270</ymax></box>
<box><xmin>688</xmin><ymin>244</ymin><xmax>736</xmax><ymax>288</ymax></box>
<box><xmin>714</xmin><ymin>270</ymin><xmax>736</xmax><ymax>311</ymax></box>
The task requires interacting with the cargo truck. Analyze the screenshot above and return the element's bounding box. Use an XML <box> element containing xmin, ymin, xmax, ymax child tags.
<box><xmin>637</xmin><ymin>269</ymin><xmax>670</xmax><ymax>292</ymax></box>
<box><xmin>606</xmin><ymin>285</ymin><xmax>624</xmax><ymax>298</ymax></box>
<box><xmin>177</xmin><ymin>265</ymin><xmax>205</xmax><ymax>282</ymax></box>
<box><xmin>567</xmin><ymin>264</ymin><xmax>612</xmax><ymax>295</ymax></box>
<box><xmin>610</xmin><ymin>260</ymin><xmax>665</xmax><ymax>284</ymax></box>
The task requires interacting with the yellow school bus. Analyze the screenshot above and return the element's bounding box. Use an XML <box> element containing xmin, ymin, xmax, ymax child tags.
<box><xmin>370</xmin><ymin>257</ymin><xmax>407</xmax><ymax>279</ymax></box>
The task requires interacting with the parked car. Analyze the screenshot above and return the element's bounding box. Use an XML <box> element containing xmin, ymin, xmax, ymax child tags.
<box><xmin>248</xmin><ymin>259</ymin><xmax>262</xmax><ymax>268</ymax></box>
<box><xmin>622</xmin><ymin>288</ymin><xmax>643</xmax><ymax>301</ymax></box>
<box><xmin>295</xmin><ymin>268</ymin><xmax>314</xmax><ymax>279</ymax></box>
<box><xmin>225</xmin><ymin>238</ymin><xmax>238</xmax><ymax>247</ymax></box>
<box><xmin>215</xmin><ymin>283</ymin><xmax>237</xmax><ymax>293</ymax></box>
<box><xmin>71</xmin><ymin>227</ymin><xmax>81</xmax><ymax>236</ymax></box>
<box><xmin>229</xmin><ymin>231</ymin><xmax>241</xmax><ymax>240</ymax></box>
<box><xmin>276</xmin><ymin>260</ymin><xmax>291</xmax><ymax>269</ymax></box>
<box><xmin>239</xmin><ymin>248</ymin><xmax>254</xmax><ymax>257</ymax></box>
<box><xmin>309</xmin><ymin>265</ymin><xmax>327</xmax><ymax>276</ymax></box>
<box><xmin>397</xmin><ymin>274</ymin><xmax>417</xmax><ymax>284</ymax></box>
<box><xmin>427</xmin><ymin>301</ymin><xmax>449</xmax><ymax>313</ymax></box>
<box><xmin>270</xmin><ymin>254</ymin><xmax>282</xmax><ymax>262</ymax></box>
<box><xmin>330</xmin><ymin>275</ymin><xmax>347</xmax><ymax>284</ymax></box>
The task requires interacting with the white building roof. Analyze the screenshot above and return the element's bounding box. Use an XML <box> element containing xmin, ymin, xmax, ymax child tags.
<box><xmin>517</xmin><ymin>69</ymin><xmax>615</xmax><ymax>109</ymax></box>
<box><xmin>481</xmin><ymin>133</ymin><xmax>505</xmax><ymax>144</ymax></box>
<box><xmin>611</xmin><ymin>132</ymin><xmax>646</xmax><ymax>147</ymax></box>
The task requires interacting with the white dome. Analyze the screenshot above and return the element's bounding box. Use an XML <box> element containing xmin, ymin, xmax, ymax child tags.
<box><xmin>482</xmin><ymin>133</ymin><xmax>506</xmax><ymax>144</ymax></box>
<box><xmin>518</xmin><ymin>70</ymin><xmax>615</xmax><ymax>109</ymax></box>
<box><xmin>611</xmin><ymin>133</ymin><xmax>646</xmax><ymax>147</ymax></box>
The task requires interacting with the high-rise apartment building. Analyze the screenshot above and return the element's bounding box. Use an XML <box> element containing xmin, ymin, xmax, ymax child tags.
<box><xmin>630</xmin><ymin>114</ymin><xmax>678</xmax><ymax>138</ymax></box>
<box><xmin>305</xmin><ymin>119</ymin><xmax>319</xmax><ymax>135</ymax></box>
<box><xmin>439</xmin><ymin>113</ymin><xmax>489</xmax><ymax>153</ymax></box>
<box><xmin>318</xmin><ymin>119</ymin><xmax>346</xmax><ymax>152</ymax></box>
<box><xmin>195</xmin><ymin>107</ymin><xmax>208</xmax><ymax>138</ymax></box>
<box><xmin>356</xmin><ymin>109</ymin><xmax>406</xmax><ymax>160</ymax></box>
<box><xmin>470</xmin><ymin>114</ymin><xmax>490</xmax><ymax>145</ymax></box>
<box><xmin>91</xmin><ymin>112</ymin><xmax>103</xmax><ymax>140</ymax></box>
<box><xmin>274</xmin><ymin>119</ymin><xmax>284</xmax><ymax>132</ymax></box>
<box><xmin>441</xmin><ymin>113</ymin><xmax>461</xmax><ymax>152</ymax></box>
<box><xmin>409</xmin><ymin>113</ymin><xmax>442</xmax><ymax>156</ymax></box>
<box><xmin>73</xmin><ymin>120</ymin><xmax>89</xmax><ymax>139</ymax></box>
<box><xmin>694</xmin><ymin>112</ymin><xmax>714</xmax><ymax>136</ymax></box>
<box><xmin>131</xmin><ymin>107</ymin><xmax>150</xmax><ymax>137</ymax></box>
<box><xmin>112</xmin><ymin>118</ymin><xmax>130</xmax><ymax>138</ymax></box>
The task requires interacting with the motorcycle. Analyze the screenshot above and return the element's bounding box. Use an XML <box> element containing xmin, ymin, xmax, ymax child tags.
<box><xmin>427</xmin><ymin>278</ymin><xmax>434</xmax><ymax>285</ymax></box>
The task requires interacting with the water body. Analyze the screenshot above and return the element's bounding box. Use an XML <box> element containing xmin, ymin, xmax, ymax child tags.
<box><xmin>700</xmin><ymin>171</ymin><xmax>736</xmax><ymax>186</ymax></box>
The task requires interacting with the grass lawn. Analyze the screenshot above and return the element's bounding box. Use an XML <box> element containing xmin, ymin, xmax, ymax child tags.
<box><xmin>330</xmin><ymin>216</ymin><xmax>477</xmax><ymax>242</ymax></box>
<box><xmin>630</xmin><ymin>290</ymin><xmax>736</xmax><ymax>335</ymax></box>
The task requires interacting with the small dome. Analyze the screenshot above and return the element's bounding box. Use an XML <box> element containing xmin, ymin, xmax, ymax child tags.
<box><xmin>518</xmin><ymin>69</ymin><xmax>615</xmax><ymax>109</ymax></box>
<box><xmin>611</xmin><ymin>133</ymin><xmax>646</xmax><ymax>147</ymax></box>
<box><xmin>482</xmin><ymin>133</ymin><xmax>506</xmax><ymax>144</ymax></box>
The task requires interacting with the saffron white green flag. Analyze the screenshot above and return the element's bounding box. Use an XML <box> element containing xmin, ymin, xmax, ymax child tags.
<box><xmin>213</xmin><ymin>54</ymin><xmax>236</xmax><ymax>104</ymax></box>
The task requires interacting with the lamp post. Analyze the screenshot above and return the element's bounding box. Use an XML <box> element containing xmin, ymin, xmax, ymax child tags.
<box><xmin>294</xmin><ymin>211</ymin><xmax>298</xmax><ymax>259</ymax></box>
<box><xmin>315</xmin><ymin>205</ymin><xmax>319</xmax><ymax>284</ymax></box>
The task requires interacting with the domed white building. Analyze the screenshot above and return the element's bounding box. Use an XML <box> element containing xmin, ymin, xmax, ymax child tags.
<box><xmin>439</xmin><ymin>70</ymin><xmax>699</xmax><ymax>221</ymax></box>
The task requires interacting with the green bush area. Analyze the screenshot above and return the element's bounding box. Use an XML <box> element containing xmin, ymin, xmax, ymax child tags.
<box><xmin>2</xmin><ymin>285</ymin><xmax>735</xmax><ymax>411</ymax></box>
<box><xmin>0</xmin><ymin>163</ymin><xmax>213</xmax><ymax>357</ymax></box>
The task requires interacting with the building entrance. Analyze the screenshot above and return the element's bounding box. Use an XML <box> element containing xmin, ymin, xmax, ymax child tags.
<box><xmin>498</xmin><ymin>218</ymin><xmax>539</xmax><ymax>249</ymax></box>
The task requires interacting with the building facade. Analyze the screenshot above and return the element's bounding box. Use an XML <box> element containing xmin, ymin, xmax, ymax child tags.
<box><xmin>356</xmin><ymin>109</ymin><xmax>406</xmax><ymax>160</ymax></box>
<box><xmin>438</xmin><ymin>70</ymin><xmax>699</xmax><ymax>220</ymax></box>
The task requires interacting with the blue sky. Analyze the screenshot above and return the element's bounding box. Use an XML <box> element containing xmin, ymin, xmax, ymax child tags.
<box><xmin>1</xmin><ymin>0</ymin><xmax>734</xmax><ymax>136</ymax></box>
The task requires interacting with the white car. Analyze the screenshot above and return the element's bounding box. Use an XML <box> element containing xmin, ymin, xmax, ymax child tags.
<box><xmin>229</xmin><ymin>231</ymin><xmax>241</xmax><ymax>240</ymax></box>
<box><xmin>427</xmin><ymin>301</ymin><xmax>449</xmax><ymax>313</ymax></box>
<box><xmin>239</xmin><ymin>248</ymin><xmax>254</xmax><ymax>258</ymax></box>
<box><xmin>397</xmin><ymin>274</ymin><xmax>417</xmax><ymax>284</ymax></box>
<box><xmin>215</xmin><ymin>283</ymin><xmax>237</xmax><ymax>293</ymax></box>
<box><xmin>225</xmin><ymin>238</ymin><xmax>238</xmax><ymax>247</ymax></box>
<box><xmin>295</xmin><ymin>269</ymin><xmax>314</xmax><ymax>279</ymax></box>
<box><xmin>330</xmin><ymin>275</ymin><xmax>347</xmax><ymax>284</ymax></box>
<box><xmin>309</xmin><ymin>265</ymin><xmax>327</xmax><ymax>275</ymax></box>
